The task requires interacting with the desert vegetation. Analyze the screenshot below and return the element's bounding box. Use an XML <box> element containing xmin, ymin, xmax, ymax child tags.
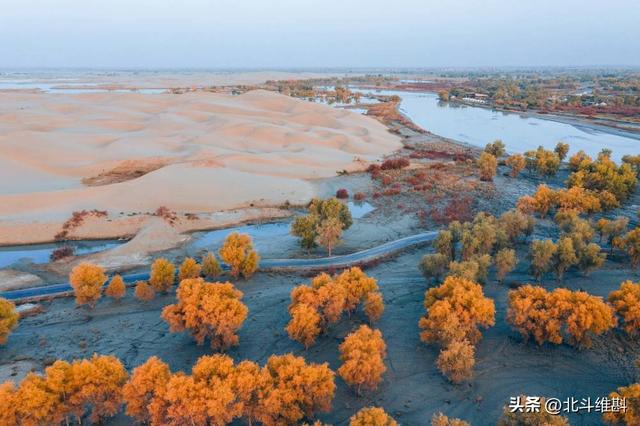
<box><xmin>291</xmin><ymin>197</ymin><xmax>353</xmax><ymax>254</ymax></box>
<box><xmin>286</xmin><ymin>268</ymin><xmax>383</xmax><ymax>348</ymax></box>
<box><xmin>419</xmin><ymin>276</ymin><xmax>495</xmax><ymax>382</ymax></box>
<box><xmin>219</xmin><ymin>232</ymin><xmax>260</xmax><ymax>279</ymax></box>
<box><xmin>0</xmin><ymin>298</ymin><xmax>18</xmax><ymax>345</ymax></box>
<box><xmin>162</xmin><ymin>278</ymin><xmax>248</xmax><ymax>350</ymax></box>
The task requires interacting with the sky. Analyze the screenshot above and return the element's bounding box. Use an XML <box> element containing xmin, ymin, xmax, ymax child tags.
<box><xmin>1</xmin><ymin>0</ymin><xmax>639</xmax><ymax>69</ymax></box>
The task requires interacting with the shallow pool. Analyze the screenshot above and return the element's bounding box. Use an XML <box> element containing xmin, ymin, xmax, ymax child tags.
<box><xmin>0</xmin><ymin>240</ymin><xmax>123</xmax><ymax>268</ymax></box>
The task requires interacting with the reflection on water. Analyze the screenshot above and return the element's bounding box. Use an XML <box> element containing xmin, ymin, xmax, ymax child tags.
<box><xmin>192</xmin><ymin>222</ymin><xmax>294</xmax><ymax>252</ymax></box>
<box><xmin>348</xmin><ymin>201</ymin><xmax>374</xmax><ymax>218</ymax></box>
<box><xmin>192</xmin><ymin>202</ymin><xmax>375</xmax><ymax>251</ymax></box>
<box><xmin>349</xmin><ymin>88</ymin><xmax>640</xmax><ymax>162</ymax></box>
<box><xmin>0</xmin><ymin>240</ymin><xmax>123</xmax><ymax>268</ymax></box>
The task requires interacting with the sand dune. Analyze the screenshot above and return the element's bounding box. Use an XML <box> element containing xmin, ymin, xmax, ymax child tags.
<box><xmin>0</xmin><ymin>89</ymin><xmax>400</xmax><ymax>242</ymax></box>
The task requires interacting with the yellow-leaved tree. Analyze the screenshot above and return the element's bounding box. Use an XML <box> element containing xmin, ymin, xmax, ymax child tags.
<box><xmin>219</xmin><ymin>232</ymin><xmax>260</xmax><ymax>279</ymax></box>
<box><xmin>69</xmin><ymin>263</ymin><xmax>107</xmax><ymax>308</ymax></box>
<box><xmin>338</xmin><ymin>325</ymin><xmax>386</xmax><ymax>393</ymax></box>
<box><xmin>162</xmin><ymin>278</ymin><xmax>248</xmax><ymax>350</ymax></box>
<box><xmin>0</xmin><ymin>298</ymin><xmax>18</xmax><ymax>345</ymax></box>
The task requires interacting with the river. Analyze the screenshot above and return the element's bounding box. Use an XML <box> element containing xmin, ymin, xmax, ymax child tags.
<box><xmin>354</xmin><ymin>88</ymin><xmax>640</xmax><ymax>162</ymax></box>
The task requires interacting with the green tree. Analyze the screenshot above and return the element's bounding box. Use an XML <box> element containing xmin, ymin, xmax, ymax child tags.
<box><xmin>495</xmin><ymin>249</ymin><xmax>517</xmax><ymax>283</ymax></box>
<box><xmin>554</xmin><ymin>142</ymin><xmax>570</xmax><ymax>161</ymax></box>
<box><xmin>420</xmin><ymin>253</ymin><xmax>449</xmax><ymax>283</ymax></box>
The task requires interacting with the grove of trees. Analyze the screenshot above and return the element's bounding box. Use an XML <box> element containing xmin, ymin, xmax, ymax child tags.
<box><xmin>507</xmin><ymin>285</ymin><xmax>616</xmax><ymax>348</ymax></box>
<box><xmin>286</xmin><ymin>268</ymin><xmax>383</xmax><ymax>348</ymax></box>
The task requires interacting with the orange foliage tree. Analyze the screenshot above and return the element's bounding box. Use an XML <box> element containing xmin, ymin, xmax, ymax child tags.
<box><xmin>4</xmin><ymin>354</ymin><xmax>128</xmax><ymax>425</ymax></box>
<box><xmin>122</xmin><ymin>356</ymin><xmax>172</xmax><ymax>424</ymax></box>
<box><xmin>419</xmin><ymin>276</ymin><xmax>495</xmax><ymax>347</ymax></box>
<box><xmin>124</xmin><ymin>353</ymin><xmax>336</xmax><ymax>426</ymax></box>
<box><xmin>0</xmin><ymin>298</ymin><xmax>18</xmax><ymax>345</ymax></box>
<box><xmin>436</xmin><ymin>339</ymin><xmax>476</xmax><ymax>384</ymax></box>
<box><xmin>105</xmin><ymin>274</ymin><xmax>126</xmax><ymax>301</ymax></box>
<box><xmin>432</xmin><ymin>412</ymin><xmax>471</xmax><ymax>426</ymax></box>
<box><xmin>286</xmin><ymin>268</ymin><xmax>383</xmax><ymax>347</ymax></box>
<box><xmin>178</xmin><ymin>257</ymin><xmax>201</xmax><ymax>281</ymax></box>
<box><xmin>507</xmin><ymin>285</ymin><xmax>616</xmax><ymax>347</ymax></box>
<box><xmin>609</xmin><ymin>280</ymin><xmax>640</xmax><ymax>336</ymax></box>
<box><xmin>256</xmin><ymin>354</ymin><xmax>335</xmax><ymax>425</ymax></box>
<box><xmin>350</xmin><ymin>406</ymin><xmax>398</xmax><ymax>426</ymax></box>
<box><xmin>603</xmin><ymin>383</ymin><xmax>640</xmax><ymax>425</ymax></box>
<box><xmin>219</xmin><ymin>232</ymin><xmax>260</xmax><ymax>279</ymax></box>
<box><xmin>202</xmin><ymin>252</ymin><xmax>222</xmax><ymax>279</ymax></box>
<box><xmin>419</xmin><ymin>276</ymin><xmax>495</xmax><ymax>383</ymax></box>
<box><xmin>135</xmin><ymin>280</ymin><xmax>156</xmax><ymax>302</ymax></box>
<box><xmin>149</xmin><ymin>257</ymin><xmax>175</xmax><ymax>293</ymax></box>
<box><xmin>69</xmin><ymin>262</ymin><xmax>107</xmax><ymax>308</ymax></box>
<box><xmin>162</xmin><ymin>278</ymin><xmax>248</xmax><ymax>350</ymax></box>
<box><xmin>338</xmin><ymin>325</ymin><xmax>386</xmax><ymax>393</ymax></box>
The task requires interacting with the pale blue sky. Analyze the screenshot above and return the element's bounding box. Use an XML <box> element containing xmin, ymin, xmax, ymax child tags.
<box><xmin>1</xmin><ymin>0</ymin><xmax>639</xmax><ymax>68</ymax></box>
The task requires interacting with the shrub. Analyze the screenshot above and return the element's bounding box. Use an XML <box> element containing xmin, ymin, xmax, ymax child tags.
<box><xmin>353</xmin><ymin>192</ymin><xmax>366</xmax><ymax>201</ymax></box>
<box><xmin>162</xmin><ymin>278</ymin><xmax>248</xmax><ymax>350</ymax></box>
<box><xmin>608</xmin><ymin>281</ymin><xmax>640</xmax><ymax>336</ymax></box>
<box><xmin>528</xmin><ymin>239</ymin><xmax>557</xmax><ymax>281</ymax></box>
<box><xmin>505</xmin><ymin>154</ymin><xmax>526</xmax><ymax>177</ymax></box>
<box><xmin>498</xmin><ymin>395</ymin><xmax>569</xmax><ymax>425</ymax></box>
<box><xmin>477</xmin><ymin>152</ymin><xmax>497</xmax><ymax>181</ymax></box>
<box><xmin>567</xmin><ymin>153</ymin><xmax>637</xmax><ymax>203</ymax></box>
<box><xmin>69</xmin><ymin>263</ymin><xmax>107</xmax><ymax>308</ymax></box>
<box><xmin>364</xmin><ymin>292</ymin><xmax>384</xmax><ymax>324</ymax></box>
<box><xmin>380</xmin><ymin>157</ymin><xmax>410</xmax><ymax>170</ymax></box>
<box><xmin>603</xmin><ymin>383</ymin><xmax>640</xmax><ymax>425</ymax></box>
<box><xmin>134</xmin><ymin>281</ymin><xmax>155</xmax><ymax>302</ymax></box>
<box><xmin>0</xmin><ymin>382</ymin><xmax>17</xmax><ymax>425</ymax></box>
<box><xmin>420</xmin><ymin>253</ymin><xmax>449</xmax><ymax>282</ymax></box>
<box><xmin>149</xmin><ymin>258</ymin><xmax>175</xmax><ymax>293</ymax></box>
<box><xmin>201</xmin><ymin>252</ymin><xmax>222</xmax><ymax>279</ymax></box>
<box><xmin>495</xmin><ymin>248</ymin><xmax>517</xmax><ymax>282</ymax></box>
<box><xmin>338</xmin><ymin>325</ymin><xmax>387</xmax><ymax>393</ymax></box>
<box><xmin>50</xmin><ymin>246</ymin><xmax>74</xmax><ymax>261</ymax></box>
<box><xmin>350</xmin><ymin>407</ymin><xmax>397</xmax><ymax>426</ymax></box>
<box><xmin>431</xmin><ymin>412</ymin><xmax>470</xmax><ymax>426</ymax></box>
<box><xmin>178</xmin><ymin>257</ymin><xmax>201</xmax><ymax>281</ymax></box>
<box><xmin>105</xmin><ymin>274</ymin><xmax>126</xmax><ymax>301</ymax></box>
<box><xmin>0</xmin><ymin>298</ymin><xmax>18</xmax><ymax>345</ymax></box>
<box><xmin>485</xmin><ymin>139</ymin><xmax>505</xmax><ymax>157</ymax></box>
<box><xmin>436</xmin><ymin>339</ymin><xmax>475</xmax><ymax>384</ymax></box>
<box><xmin>219</xmin><ymin>232</ymin><xmax>260</xmax><ymax>279</ymax></box>
<box><xmin>336</xmin><ymin>188</ymin><xmax>349</xmax><ymax>199</ymax></box>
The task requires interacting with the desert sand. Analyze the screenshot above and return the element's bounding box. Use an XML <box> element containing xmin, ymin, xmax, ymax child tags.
<box><xmin>0</xmin><ymin>89</ymin><xmax>400</xmax><ymax>245</ymax></box>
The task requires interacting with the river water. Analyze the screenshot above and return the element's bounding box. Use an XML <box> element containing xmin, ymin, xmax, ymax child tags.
<box><xmin>356</xmin><ymin>89</ymin><xmax>640</xmax><ymax>162</ymax></box>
